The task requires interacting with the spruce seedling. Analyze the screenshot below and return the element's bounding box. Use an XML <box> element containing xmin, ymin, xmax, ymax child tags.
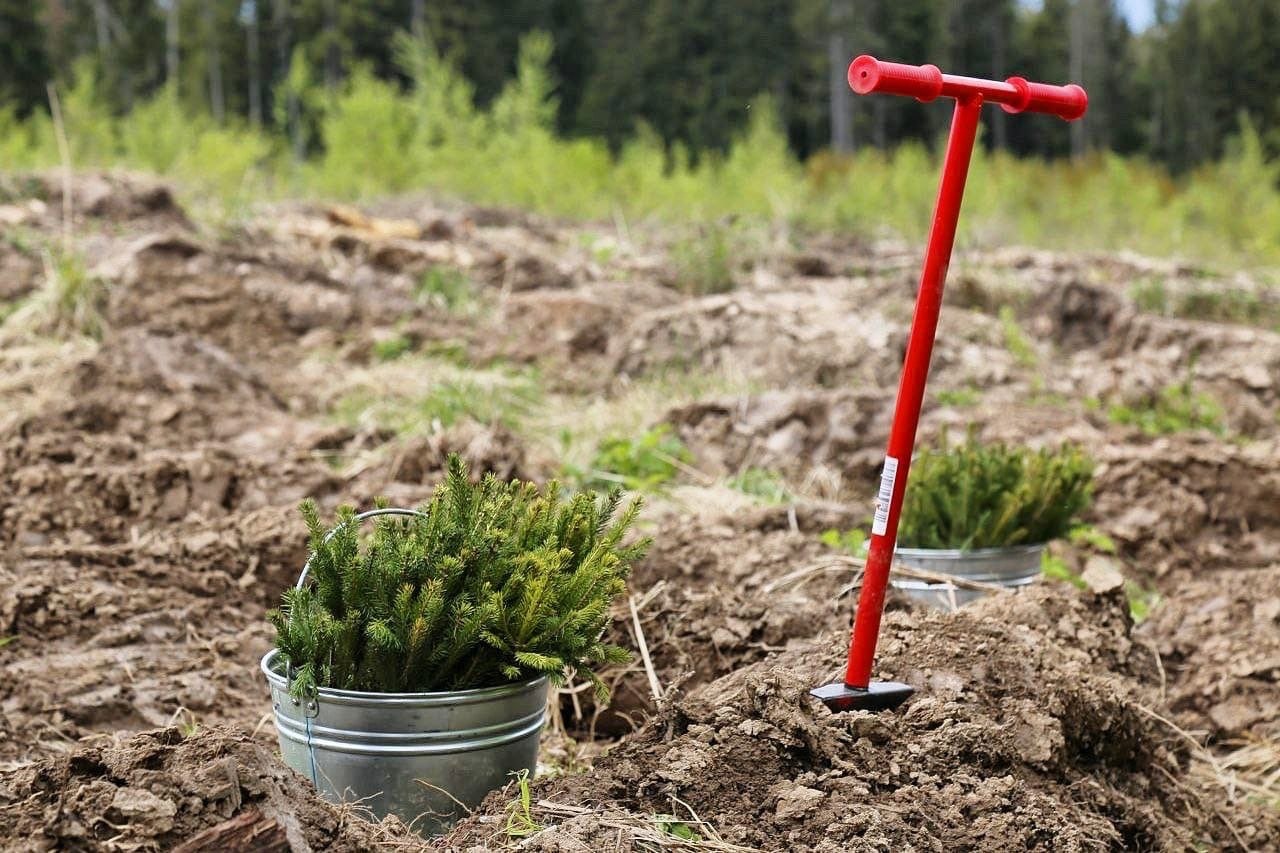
<box><xmin>269</xmin><ymin>455</ymin><xmax>647</xmax><ymax>700</ymax></box>
<box><xmin>897</xmin><ymin>433</ymin><xmax>1093</xmax><ymax>551</ymax></box>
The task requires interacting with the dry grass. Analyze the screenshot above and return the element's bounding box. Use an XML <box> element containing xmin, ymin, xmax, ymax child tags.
<box><xmin>536</xmin><ymin>366</ymin><xmax>759</xmax><ymax>480</ymax></box>
<box><xmin>1196</xmin><ymin>732</ymin><xmax>1280</xmax><ymax>807</ymax></box>
<box><xmin>0</xmin><ymin>337</ymin><xmax>93</xmax><ymax>434</ymax></box>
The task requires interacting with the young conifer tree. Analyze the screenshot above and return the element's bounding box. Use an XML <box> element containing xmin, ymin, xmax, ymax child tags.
<box><xmin>897</xmin><ymin>433</ymin><xmax>1093</xmax><ymax>551</ymax></box>
<box><xmin>270</xmin><ymin>454</ymin><xmax>647</xmax><ymax>700</ymax></box>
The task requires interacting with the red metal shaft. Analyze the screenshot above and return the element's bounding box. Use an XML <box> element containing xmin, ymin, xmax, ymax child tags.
<box><xmin>841</xmin><ymin>95</ymin><xmax>984</xmax><ymax>689</ymax></box>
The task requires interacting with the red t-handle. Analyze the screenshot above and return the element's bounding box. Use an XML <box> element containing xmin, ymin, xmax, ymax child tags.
<box><xmin>848</xmin><ymin>55</ymin><xmax>1087</xmax><ymax>120</ymax></box>
<box><xmin>812</xmin><ymin>56</ymin><xmax>1087</xmax><ymax>714</ymax></box>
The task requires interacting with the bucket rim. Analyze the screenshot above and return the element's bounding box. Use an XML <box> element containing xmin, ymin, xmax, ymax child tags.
<box><xmin>894</xmin><ymin>542</ymin><xmax>1046</xmax><ymax>560</ymax></box>
<box><xmin>261</xmin><ymin>648</ymin><xmax>548</xmax><ymax>704</ymax></box>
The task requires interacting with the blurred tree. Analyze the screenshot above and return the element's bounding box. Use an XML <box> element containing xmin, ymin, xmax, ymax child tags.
<box><xmin>2</xmin><ymin>0</ymin><xmax>1274</xmax><ymax>172</ymax></box>
<box><xmin>0</xmin><ymin>0</ymin><xmax>52</xmax><ymax>116</ymax></box>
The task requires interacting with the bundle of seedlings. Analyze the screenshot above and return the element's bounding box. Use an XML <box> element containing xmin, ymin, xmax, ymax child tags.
<box><xmin>262</xmin><ymin>454</ymin><xmax>649</xmax><ymax>832</ymax></box>
<box><xmin>890</xmin><ymin>433</ymin><xmax>1093</xmax><ymax>609</ymax></box>
<box><xmin>898</xmin><ymin>433</ymin><xmax>1093</xmax><ymax>550</ymax></box>
<box><xmin>269</xmin><ymin>455</ymin><xmax>648</xmax><ymax>699</ymax></box>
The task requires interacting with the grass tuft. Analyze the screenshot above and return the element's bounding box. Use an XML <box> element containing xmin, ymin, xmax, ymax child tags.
<box><xmin>415</xmin><ymin>265</ymin><xmax>474</xmax><ymax>314</ymax></box>
<box><xmin>504</xmin><ymin>769</ymin><xmax>542</xmax><ymax>838</ymax></box>
<box><xmin>728</xmin><ymin>468</ymin><xmax>791</xmax><ymax>504</ymax></box>
<box><xmin>573</xmin><ymin>424</ymin><xmax>692</xmax><ymax>493</ymax></box>
<box><xmin>1106</xmin><ymin>377</ymin><xmax>1225</xmax><ymax>436</ymax></box>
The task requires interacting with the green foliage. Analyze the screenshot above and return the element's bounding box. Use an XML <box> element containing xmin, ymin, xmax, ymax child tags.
<box><xmin>8</xmin><ymin>15</ymin><xmax>1280</xmax><ymax>266</ymax></box>
<box><xmin>1106</xmin><ymin>378</ymin><xmax>1225</xmax><ymax>436</ymax></box>
<box><xmin>1129</xmin><ymin>277</ymin><xmax>1170</xmax><ymax>314</ymax></box>
<box><xmin>1069</xmin><ymin>524</ymin><xmax>1118</xmax><ymax>554</ymax></box>
<box><xmin>1043</xmin><ymin>525</ymin><xmax>1118</xmax><ymax>590</ymax></box>
<box><xmin>935</xmin><ymin>387</ymin><xmax>982</xmax><ymax>408</ymax></box>
<box><xmin>46</xmin><ymin>248</ymin><xmax>105</xmax><ymax>339</ymax></box>
<box><xmin>821</xmin><ymin>528</ymin><xmax>867</xmax><ymax>555</ymax></box>
<box><xmin>1041</xmin><ymin>551</ymin><xmax>1087</xmax><ymax>590</ymax></box>
<box><xmin>1126</xmin><ymin>583</ymin><xmax>1161</xmax><ymax>623</ymax></box>
<box><xmin>2</xmin><ymin>245</ymin><xmax>110</xmax><ymax>340</ymax></box>
<box><xmin>504</xmin><ymin>769</ymin><xmax>542</xmax><ymax>838</ymax></box>
<box><xmin>655</xmin><ymin>816</ymin><xmax>703</xmax><ymax>842</ymax></box>
<box><xmin>310</xmin><ymin>66</ymin><xmax>419</xmax><ymax>197</ymax></box>
<box><xmin>999</xmin><ymin>306</ymin><xmax>1039</xmax><ymax>369</ymax></box>
<box><xmin>373</xmin><ymin>334</ymin><xmax>413</xmax><ymax>362</ymax></box>
<box><xmin>269</xmin><ymin>455</ymin><xmax>648</xmax><ymax>699</ymax></box>
<box><xmin>728</xmin><ymin>468</ymin><xmax>790</xmax><ymax>504</ymax></box>
<box><xmin>669</xmin><ymin>223</ymin><xmax>741</xmax><ymax>295</ymax></box>
<box><xmin>898</xmin><ymin>435</ymin><xmax>1094</xmax><ymax>551</ymax></box>
<box><xmin>333</xmin><ymin>363</ymin><xmax>541</xmax><ymax>435</ymax></box>
<box><xmin>1129</xmin><ymin>275</ymin><xmax>1280</xmax><ymax>329</ymax></box>
<box><xmin>415</xmin><ymin>265</ymin><xmax>473</xmax><ymax>313</ymax></box>
<box><xmin>582</xmin><ymin>425</ymin><xmax>691</xmax><ymax>492</ymax></box>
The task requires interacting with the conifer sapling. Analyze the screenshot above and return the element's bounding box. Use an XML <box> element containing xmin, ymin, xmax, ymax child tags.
<box><xmin>269</xmin><ymin>455</ymin><xmax>648</xmax><ymax>701</ymax></box>
<box><xmin>897</xmin><ymin>433</ymin><xmax>1093</xmax><ymax>551</ymax></box>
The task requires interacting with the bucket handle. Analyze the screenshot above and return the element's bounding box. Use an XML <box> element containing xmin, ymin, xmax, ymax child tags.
<box><xmin>284</xmin><ymin>506</ymin><xmax>428</xmax><ymax>708</ymax></box>
<box><xmin>294</xmin><ymin>506</ymin><xmax>427</xmax><ymax>589</ymax></box>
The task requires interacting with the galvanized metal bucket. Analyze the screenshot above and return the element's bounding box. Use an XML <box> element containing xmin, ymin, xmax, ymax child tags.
<box><xmin>892</xmin><ymin>543</ymin><xmax>1045</xmax><ymax>612</ymax></box>
<box><xmin>262</xmin><ymin>507</ymin><xmax>548</xmax><ymax>836</ymax></box>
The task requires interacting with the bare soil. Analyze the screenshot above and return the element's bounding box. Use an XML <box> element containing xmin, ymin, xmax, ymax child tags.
<box><xmin>451</xmin><ymin>588</ymin><xmax>1277</xmax><ymax>852</ymax></box>
<box><xmin>0</xmin><ymin>173</ymin><xmax>1276</xmax><ymax>851</ymax></box>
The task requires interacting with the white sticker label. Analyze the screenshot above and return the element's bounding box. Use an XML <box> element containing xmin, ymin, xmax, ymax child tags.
<box><xmin>871</xmin><ymin>456</ymin><xmax>899</xmax><ymax>536</ymax></box>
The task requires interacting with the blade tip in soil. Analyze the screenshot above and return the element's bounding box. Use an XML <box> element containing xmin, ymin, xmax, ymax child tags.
<box><xmin>810</xmin><ymin>681</ymin><xmax>914</xmax><ymax>712</ymax></box>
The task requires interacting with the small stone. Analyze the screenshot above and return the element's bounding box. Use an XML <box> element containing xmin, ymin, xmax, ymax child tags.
<box><xmin>109</xmin><ymin>787</ymin><xmax>177</xmax><ymax>836</ymax></box>
<box><xmin>774</xmin><ymin>785</ymin><xmax>825</xmax><ymax>820</ymax></box>
<box><xmin>1082</xmin><ymin>556</ymin><xmax>1125</xmax><ymax>594</ymax></box>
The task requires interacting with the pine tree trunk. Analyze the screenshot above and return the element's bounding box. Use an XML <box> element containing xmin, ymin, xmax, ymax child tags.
<box><xmin>273</xmin><ymin>0</ymin><xmax>304</xmax><ymax>160</ymax></box>
<box><xmin>827</xmin><ymin>0</ymin><xmax>852</xmax><ymax>153</ymax></box>
<box><xmin>166</xmin><ymin>0</ymin><xmax>180</xmax><ymax>87</ymax></box>
<box><xmin>323</xmin><ymin>0</ymin><xmax>340</xmax><ymax>91</ymax></box>
<box><xmin>205</xmin><ymin>3</ymin><xmax>225</xmax><ymax>123</ymax></box>
<box><xmin>248</xmin><ymin>5</ymin><xmax>263</xmax><ymax>126</ymax></box>
<box><xmin>91</xmin><ymin>0</ymin><xmax>110</xmax><ymax>59</ymax></box>
<box><xmin>411</xmin><ymin>0</ymin><xmax>425</xmax><ymax>40</ymax></box>
<box><xmin>989</xmin><ymin>11</ymin><xmax>1008</xmax><ymax>150</ymax></box>
<box><xmin>1069</xmin><ymin>0</ymin><xmax>1087</xmax><ymax>158</ymax></box>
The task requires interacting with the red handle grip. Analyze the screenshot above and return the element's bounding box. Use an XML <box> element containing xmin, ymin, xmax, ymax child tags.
<box><xmin>1001</xmin><ymin>76</ymin><xmax>1088</xmax><ymax>121</ymax></box>
<box><xmin>847</xmin><ymin>55</ymin><xmax>1087</xmax><ymax>122</ymax></box>
<box><xmin>848</xmin><ymin>55</ymin><xmax>943</xmax><ymax>102</ymax></box>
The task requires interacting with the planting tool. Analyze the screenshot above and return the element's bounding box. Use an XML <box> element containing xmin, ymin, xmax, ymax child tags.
<box><xmin>811</xmin><ymin>56</ymin><xmax>1088</xmax><ymax>713</ymax></box>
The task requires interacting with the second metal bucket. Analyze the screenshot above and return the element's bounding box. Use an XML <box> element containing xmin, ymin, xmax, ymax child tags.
<box><xmin>263</xmin><ymin>649</ymin><xmax>547</xmax><ymax>835</ymax></box>
<box><xmin>892</xmin><ymin>543</ymin><xmax>1045</xmax><ymax>611</ymax></box>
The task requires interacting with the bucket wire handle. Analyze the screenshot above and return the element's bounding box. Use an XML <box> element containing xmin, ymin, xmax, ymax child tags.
<box><xmin>284</xmin><ymin>506</ymin><xmax>427</xmax><ymax>686</ymax></box>
<box><xmin>286</xmin><ymin>506</ymin><xmax>428</xmax><ymax>785</ymax></box>
<box><xmin>294</xmin><ymin>506</ymin><xmax>427</xmax><ymax>589</ymax></box>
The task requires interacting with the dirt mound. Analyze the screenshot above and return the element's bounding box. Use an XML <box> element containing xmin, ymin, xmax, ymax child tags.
<box><xmin>666</xmin><ymin>389</ymin><xmax>892</xmax><ymax>498</ymax></box>
<box><xmin>0</xmin><ymin>240</ymin><xmax>40</xmax><ymax>302</ymax></box>
<box><xmin>609</xmin><ymin>292</ymin><xmax>907</xmax><ymax>388</ymax></box>
<box><xmin>453</xmin><ymin>588</ymin><xmax>1274</xmax><ymax>852</ymax></box>
<box><xmin>0</xmin><ymin>726</ymin><xmax>417</xmax><ymax>851</ymax></box>
<box><xmin>0</xmin><ymin>548</ymin><xmax>273</xmax><ymax>763</ymax></box>
<box><xmin>45</xmin><ymin>328</ymin><xmax>289</xmax><ymax>439</ymax></box>
<box><xmin>93</xmin><ymin>231</ymin><xmax>418</xmax><ymax>369</ymax></box>
<box><xmin>1049</xmin><ymin>281</ymin><xmax>1280</xmax><ymax>437</ymax></box>
<box><xmin>0</xmin><ymin>427</ymin><xmax>333</xmax><ymax>548</ymax></box>
<box><xmin>1139</xmin><ymin>566</ymin><xmax>1280</xmax><ymax>739</ymax></box>
<box><xmin>0</xmin><ymin>171</ymin><xmax>191</xmax><ymax>232</ymax></box>
<box><xmin>633</xmin><ymin>504</ymin><xmax>861</xmax><ymax>592</ymax></box>
<box><xmin>577</xmin><ymin>508</ymin><xmax>862</xmax><ymax>734</ymax></box>
<box><xmin>1092</xmin><ymin>437</ymin><xmax>1280</xmax><ymax>575</ymax></box>
<box><xmin>0</xmin><ymin>325</ymin><xmax>341</xmax><ymax>548</ymax></box>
